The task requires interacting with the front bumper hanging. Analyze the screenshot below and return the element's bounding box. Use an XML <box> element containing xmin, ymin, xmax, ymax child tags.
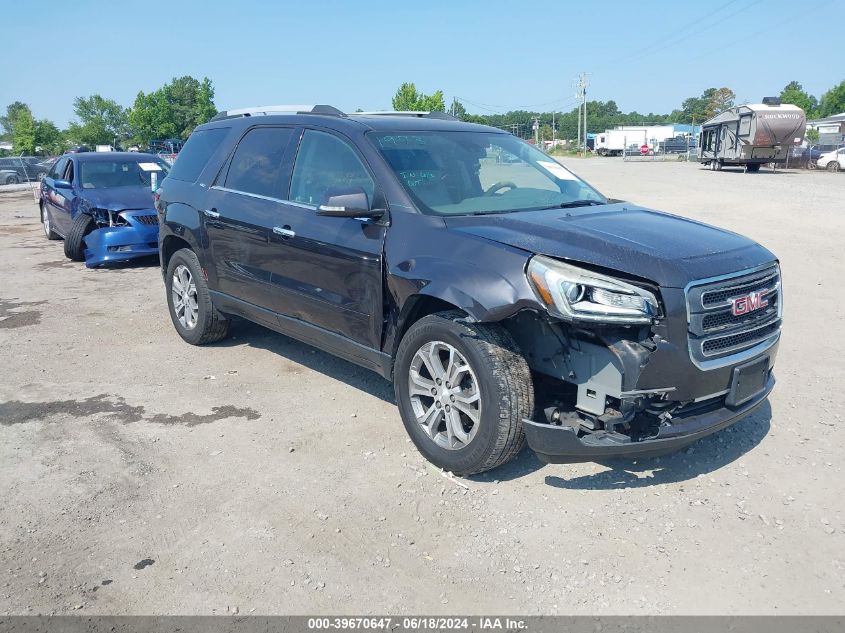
<box><xmin>523</xmin><ymin>374</ymin><xmax>774</xmax><ymax>463</ymax></box>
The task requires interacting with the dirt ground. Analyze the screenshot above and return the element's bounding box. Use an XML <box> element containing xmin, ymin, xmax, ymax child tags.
<box><xmin>1</xmin><ymin>160</ymin><xmax>843</xmax><ymax>616</ymax></box>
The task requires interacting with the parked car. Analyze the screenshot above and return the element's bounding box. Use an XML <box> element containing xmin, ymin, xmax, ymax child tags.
<box><xmin>37</xmin><ymin>157</ymin><xmax>58</xmax><ymax>171</ymax></box>
<box><xmin>1</xmin><ymin>169</ymin><xmax>20</xmax><ymax>185</ymax></box>
<box><xmin>0</xmin><ymin>156</ymin><xmax>49</xmax><ymax>182</ymax></box>
<box><xmin>657</xmin><ymin>136</ymin><xmax>696</xmax><ymax>154</ymax></box>
<box><xmin>39</xmin><ymin>152</ymin><xmax>169</xmax><ymax>267</ymax></box>
<box><xmin>157</xmin><ymin>105</ymin><xmax>782</xmax><ymax>475</ymax></box>
<box><xmin>816</xmin><ymin>147</ymin><xmax>845</xmax><ymax>172</ymax></box>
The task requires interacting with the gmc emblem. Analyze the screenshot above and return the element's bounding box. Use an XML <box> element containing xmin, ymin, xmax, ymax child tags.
<box><xmin>731</xmin><ymin>290</ymin><xmax>769</xmax><ymax>316</ymax></box>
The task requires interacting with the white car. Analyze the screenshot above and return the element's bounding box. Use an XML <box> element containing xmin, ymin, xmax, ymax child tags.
<box><xmin>817</xmin><ymin>147</ymin><xmax>845</xmax><ymax>172</ymax></box>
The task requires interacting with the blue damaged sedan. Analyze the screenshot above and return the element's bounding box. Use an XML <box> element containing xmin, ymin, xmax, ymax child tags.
<box><xmin>39</xmin><ymin>152</ymin><xmax>169</xmax><ymax>267</ymax></box>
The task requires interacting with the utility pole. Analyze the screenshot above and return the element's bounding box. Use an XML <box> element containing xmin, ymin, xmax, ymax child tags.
<box><xmin>532</xmin><ymin>116</ymin><xmax>540</xmax><ymax>147</ymax></box>
<box><xmin>576</xmin><ymin>82</ymin><xmax>582</xmax><ymax>154</ymax></box>
<box><xmin>578</xmin><ymin>72</ymin><xmax>589</xmax><ymax>158</ymax></box>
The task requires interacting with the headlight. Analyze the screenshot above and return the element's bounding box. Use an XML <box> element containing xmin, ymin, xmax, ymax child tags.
<box><xmin>527</xmin><ymin>255</ymin><xmax>659</xmax><ymax>324</ymax></box>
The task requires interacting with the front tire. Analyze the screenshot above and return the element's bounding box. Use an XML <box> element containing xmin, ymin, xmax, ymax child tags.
<box><xmin>64</xmin><ymin>213</ymin><xmax>95</xmax><ymax>261</ymax></box>
<box><xmin>827</xmin><ymin>161</ymin><xmax>841</xmax><ymax>173</ymax></box>
<box><xmin>165</xmin><ymin>248</ymin><xmax>230</xmax><ymax>345</ymax></box>
<box><xmin>394</xmin><ymin>311</ymin><xmax>534</xmax><ymax>476</ymax></box>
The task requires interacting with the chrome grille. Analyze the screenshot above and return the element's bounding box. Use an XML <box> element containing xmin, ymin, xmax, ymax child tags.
<box><xmin>686</xmin><ymin>265</ymin><xmax>782</xmax><ymax>368</ymax></box>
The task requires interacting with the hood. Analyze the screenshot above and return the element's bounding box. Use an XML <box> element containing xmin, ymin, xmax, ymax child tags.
<box><xmin>444</xmin><ymin>203</ymin><xmax>776</xmax><ymax>288</ymax></box>
<box><xmin>81</xmin><ymin>187</ymin><xmax>155</xmax><ymax>213</ymax></box>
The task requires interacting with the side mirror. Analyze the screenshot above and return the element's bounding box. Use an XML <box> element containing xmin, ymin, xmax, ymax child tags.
<box><xmin>53</xmin><ymin>179</ymin><xmax>72</xmax><ymax>190</ymax></box>
<box><xmin>317</xmin><ymin>187</ymin><xmax>383</xmax><ymax>219</ymax></box>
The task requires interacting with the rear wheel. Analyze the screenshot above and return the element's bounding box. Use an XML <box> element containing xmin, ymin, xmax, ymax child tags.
<box><xmin>64</xmin><ymin>213</ymin><xmax>95</xmax><ymax>261</ymax></box>
<box><xmin>4</xmin><ymin>174</ymin><xmax>19</xmax><ymax>185</ymax></box>
<box><xmin>165</xmin><ymin>248</ymin><xmax>230</xmax><ymax>345</ymax></box>
<box><xmin>394</xmin><ymin>311</ymin><xmax>534</xmax><ymax>476</ymax></box>
<box><xmin>746</xmin><ymin>163</ymin><xmax>761</xmax><ymax>173</ymax></box>
<box><xmin>41</xmin><ymin>204</ymin><xmax>59</xmax><ymax>240</ymax></box>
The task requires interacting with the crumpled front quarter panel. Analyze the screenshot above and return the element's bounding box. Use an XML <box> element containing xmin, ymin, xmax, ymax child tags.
<box><xmin>385</xmin><ymin>212</ymin><xmax>539</xmax><ymax>323</ymax></box>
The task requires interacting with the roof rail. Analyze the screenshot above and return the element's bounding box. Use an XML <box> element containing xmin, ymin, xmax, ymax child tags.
<box><xmin>210</xmin><ymin>104</ymin><xmax>346</xmax><ymax>121</ymax></box>
<box><xmin>354</xmin><ymin>111</ymin><xmax>459</xmax><ymax>121</ymax></box>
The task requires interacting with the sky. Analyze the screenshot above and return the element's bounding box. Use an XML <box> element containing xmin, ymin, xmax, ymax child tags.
<box><xmin>1</xmin><ymin>0</ymin><xmax>842</xmax><ymax>127</ymax></box>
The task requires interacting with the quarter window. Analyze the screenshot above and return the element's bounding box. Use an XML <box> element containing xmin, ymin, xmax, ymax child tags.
<box><xmin>289</xmin><ymin>130</ymin><xmax>374</xmax><ymax>206</ymax></box>
<box><xmin>169</xmin><ymin>127</ymin><xmax>230</xmax><ymax>182</ymax></box>
<box><xmin>224</xmin><ymin>127</ymin><xmax>293</xmax><ymax>198</ymax></box>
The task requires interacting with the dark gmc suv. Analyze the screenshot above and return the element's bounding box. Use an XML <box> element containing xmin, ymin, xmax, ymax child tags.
<box><xmin>156</xmin><ymin>105</ymin><xmax>781</xmax><ymax>475</ymax></box>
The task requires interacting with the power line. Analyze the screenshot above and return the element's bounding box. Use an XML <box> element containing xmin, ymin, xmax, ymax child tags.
<box><xmin>595</xmin><ymin>0</ymin><xmax>759</xmax><ymax>71</ymax></box>
<box><xmin>454</xmin><ymin>95</ymin><xmax>581</xmax><ymax>114</ymax></box>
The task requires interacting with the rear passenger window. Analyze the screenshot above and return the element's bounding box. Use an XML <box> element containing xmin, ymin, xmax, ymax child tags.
<box><xmin>168</xmin><ymin>128</ymin><xmax>229</xmax><ymax>182</ymax></box>
<box><xmin>289</xmin><ymin>130</ymin><xmax>374</xmax><ymax>206</ymax></box>
<box><xmin>224</xmin><ymin>127</ymin><xmax>293</xmax><ymax>198</ymax></box>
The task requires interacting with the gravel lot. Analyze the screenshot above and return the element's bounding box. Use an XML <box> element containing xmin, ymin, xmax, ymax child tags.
<box><xmin>1</xmin><ymin>160</ymin><xmax>843</xmax><ymax>616</ymax></box>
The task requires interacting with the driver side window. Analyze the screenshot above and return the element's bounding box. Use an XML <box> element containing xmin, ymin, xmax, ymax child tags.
<box><xmin>49</xmin><ymin>158</ymin><xmax>67</xmax><ymax>180</ymax></box>
<box><xmin>289</xmin><ymin>130</ymin><xmax>374</xmax><ymax>207</ymax></box>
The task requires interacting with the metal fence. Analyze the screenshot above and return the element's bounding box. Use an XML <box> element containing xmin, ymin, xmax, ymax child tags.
<box><xmin>621</xmin><ymin>137</ymin><xmax>698</xmax><ymax>162</ymax></box>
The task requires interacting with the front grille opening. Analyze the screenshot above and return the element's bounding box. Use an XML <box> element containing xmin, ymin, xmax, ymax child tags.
<box><xmin>133</xmin><ymin>214</ymin><xmax>158</xmax><ymax>225</ymax></box>
<box><xmin>701</xmin><ymin>273</ymin><xmax>778</xmax><ymax>307</ymax></box>
<box><xmin>701</xmin><ymin>321</ymin><xmax>780</xmax><ymax>355</ymax></box>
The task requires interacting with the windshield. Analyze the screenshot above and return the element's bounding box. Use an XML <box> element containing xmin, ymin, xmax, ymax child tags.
<box><xmin>371</xmin><ymin>131</ymin><xmax>606</xmax><ymax>216</ymax></box>
<box><xmin>79</xmin><ymin>159</ymin><xmax>170</xmax><ymax>189</ymax></box>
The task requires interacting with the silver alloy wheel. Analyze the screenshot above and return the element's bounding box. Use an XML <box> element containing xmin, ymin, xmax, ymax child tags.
<box><xmin>171</xmin><ymin>264</ymin><xmax>199</xmax><ymax>330</ymax></box>
<box><xmin>408</xmin><ymin>340</ymin><xmax>481</xmax><ymax>450</ymax></box>
<box><xmin>42</xmin><ymin>209</ymin><xmax>50</xmax><ymax>237</ymax></box>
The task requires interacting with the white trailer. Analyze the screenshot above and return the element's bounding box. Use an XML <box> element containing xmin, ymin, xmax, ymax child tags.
<box><xmin>594</xmin><ymin>125</ymin><xmax>676</xmax><ymax>156</ymax></box>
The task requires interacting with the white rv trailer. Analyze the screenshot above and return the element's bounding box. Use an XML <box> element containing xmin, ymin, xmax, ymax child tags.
<box><xmin>594</xmin><ymin>125</ymin><xmax>677</xmax><ymax>156</ymax></box>
<box><xmin>699</xmin><ymin>100</ymin><xmax>806</xmax><ymax>172</ymax></box>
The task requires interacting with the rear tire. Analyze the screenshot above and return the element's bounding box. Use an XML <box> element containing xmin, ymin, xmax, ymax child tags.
<box><xmin>165</xmin><ymin>248</ymin><xmax>230</xmax><ymax>345</ymax></box>
<box><xmin>64</xmin><ymin>213</ymin><xmax>95</xmax><ymax>261</ymax></box>
<box><xmin>746</xmin><ymin>163</ymin><xmax>761</xmax><ymax>173</ymax></box>
<box><xmin>5</xmin><ymin>174</ymin><xmax>19</xmax><ymax>185</ymax></box>
<box><xmin>41</xmin><ymin>204</ymin><xmax>59</xmax><ymax>240</ymax></box>
<box><xmin>394</xmin><ymin>311</ymin><xmax>534</xmax><ymax>476</ymax></box>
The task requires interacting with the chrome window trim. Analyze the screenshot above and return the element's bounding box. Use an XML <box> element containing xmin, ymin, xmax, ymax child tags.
<box><xmin>210</xmin><ymin>185</ymin><xmax>317</xmax><ymax>210</ymax></box>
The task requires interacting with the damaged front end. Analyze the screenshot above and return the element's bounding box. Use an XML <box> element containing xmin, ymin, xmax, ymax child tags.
<box><xmin>507</xmin><ymin>257</ymin><xmax>779</xmax><ymax>463</ymax></box>
<box><xmin>83</xmin><ymin>208</ymin><xmax>160</xmax><ymax>268</ymax></box>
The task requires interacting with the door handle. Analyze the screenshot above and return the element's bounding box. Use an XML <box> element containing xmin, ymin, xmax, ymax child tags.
<box><xmin>272</xmin><ymin>226</ymin><xmax>295</xmax><ymax>238</ymax></box>
<box><xmin>203</xmin><ymin>209</ymin><xmax>220</xmax><ymax>219</ymax></box>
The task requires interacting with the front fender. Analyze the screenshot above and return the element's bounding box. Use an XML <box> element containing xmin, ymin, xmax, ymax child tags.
<box><xmin>382</xmin><ymin>213</ymin><xmax>543</xmax><ymax>356</ymax></box>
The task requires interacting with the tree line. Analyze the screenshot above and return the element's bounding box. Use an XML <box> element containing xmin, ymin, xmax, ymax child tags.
<box><xmin>0</xmin><ymin>76</ymin><xmax>216</xmax><ymax>155</ymax></box>
<box><xmin>396</xmin><ymin>80</ymin><xmax>845</xmax><ymax>143</ymax></box>
<box><xmin>2</xmin><ymin>77</ymin><xmax>843</xmax><ymax>156</ymax></box>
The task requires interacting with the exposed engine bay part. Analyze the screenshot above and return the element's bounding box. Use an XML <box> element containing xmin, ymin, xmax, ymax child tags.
<box><xmin>505</xmin><ymin>310</ymin><xmax>675</xmax><ymax>431</ymax></box>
